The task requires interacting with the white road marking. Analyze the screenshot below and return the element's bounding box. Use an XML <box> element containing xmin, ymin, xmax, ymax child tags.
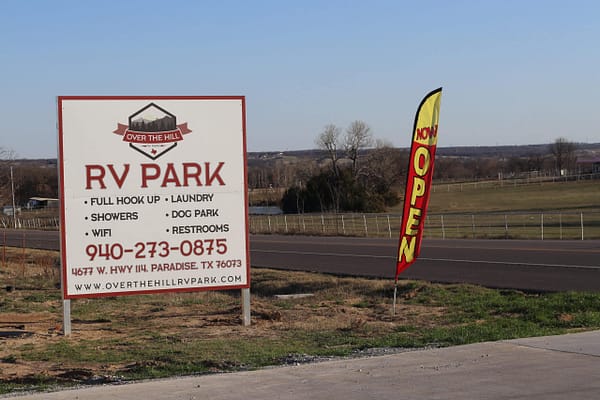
<box><xmin>251</xmin><ymin>250</ymin><xmax>600</xmax><ymax>270</ymax></box>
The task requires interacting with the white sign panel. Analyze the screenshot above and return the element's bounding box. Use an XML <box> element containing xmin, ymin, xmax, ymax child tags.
<box><xmin>58</xmin><ymin>96</ymin><xmax>249</xmax><ymax>298</ymax></box>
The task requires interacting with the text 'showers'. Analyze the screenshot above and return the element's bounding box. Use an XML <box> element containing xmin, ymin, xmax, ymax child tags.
<box><xmin>396</xmin><ymin>88</ymin><xmax>442</xmax><ymax>278</ymax></box>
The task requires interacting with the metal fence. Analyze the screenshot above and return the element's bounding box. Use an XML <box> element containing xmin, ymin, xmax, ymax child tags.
<box><xmin>0</xmin><ymin>216</ymin><xmax>60</xmax><ymax>230</ymax></box>
<box><xmin>249</xmin><ymin>211</ymin><xmax>600</xmax><ymax>240</ymax></box>
<box><xmin>431</xmin><ymin>172</ymin><xmax>600</xmax><ymax>193</ymax></box>
<box><xmin>2</xmin><ymin>211</ymin><xmax>599</xmax><ymax>240</ymax></box>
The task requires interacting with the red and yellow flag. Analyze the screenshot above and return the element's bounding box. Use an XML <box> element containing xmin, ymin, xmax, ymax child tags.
<box><xmin>396</xmin><ymin>88</ymin><xmax>442</xmax><ymax>278</ymax></box>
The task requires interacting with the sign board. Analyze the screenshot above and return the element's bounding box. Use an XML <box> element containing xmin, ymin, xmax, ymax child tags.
<box><xmin>58</xmin><ymin>96</ymin><xmax>249</xmax><ymax>299</ymax></box>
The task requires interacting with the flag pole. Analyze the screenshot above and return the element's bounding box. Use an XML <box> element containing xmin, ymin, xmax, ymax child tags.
<box><xmin>392</xmin><ymin>277</ymin><xmax>398</xmax><ymax>316</ymax></box>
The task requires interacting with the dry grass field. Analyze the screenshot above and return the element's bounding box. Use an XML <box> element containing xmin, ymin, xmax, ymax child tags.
<box><xmin>2</xmin><ymin>247</ymin><xmax>600</xmax><ymax>394</ymax></box>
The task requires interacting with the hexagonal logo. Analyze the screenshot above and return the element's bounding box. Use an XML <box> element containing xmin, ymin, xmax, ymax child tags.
<box><xmin>113</xmin><ymin>103</ymin><xmax>192</xmax><ymax>160</ymax></box>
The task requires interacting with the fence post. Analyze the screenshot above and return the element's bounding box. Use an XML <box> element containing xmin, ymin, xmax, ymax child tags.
<box><xmin>387</xmin><ymin>215</ymin><xmax>392</xmax><ymax>238</ymax></box>
<box><xmin>284</xmin><ymin>215</ymin><xmax>288</xmax><ymax>233</ymax></box>
<box><xmin>321</xmin><ymin>214</ymin><xmax>325</xmax><ymax>233</ymax></box>
<box><xmin>504</xmin><ymin>214</ymin><xmax>508</xmax><ymax>238</ymax></box>
<box><xmin>268</xmin><ymin>216</ymin><xmax>272</xmax><ymax>233</ymax></box>
<box><xmin>2</xmin><ymin>230</ymin><xmax>5</xmax><ymax>269</ymax></box>
<box><xmin>559</xmin><ymin>213</ymin><xmax>563</xmax><ymax>240</ymax></box>
<box><xmin>581</xmin><ymin>212</ymin><xmax>584</xmax><ymax>240</ymax></box>
<box><xmin>363</xmin><ymin>215</ymin><xmax>368</xmax><ymax>237</ymax></box>
<box><xmin>341</xmin><ymin>215</ymin><xmax>346</xmax><ymax>235</ymax></box>
<box><xmin>441</xmin><ymin>215</ymin><xmax>446</xmax><ymax>239</ymax></box>
<box><xmin>541</xmin><ymin>213</ymin><xmax>544</xmax><ymax>240</ymax></box>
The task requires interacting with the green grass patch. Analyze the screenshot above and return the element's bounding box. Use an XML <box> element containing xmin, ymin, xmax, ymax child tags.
<box><xmin>424</xmin><ymin>180</ymin><xmax>600</xmax><ymax>214</ymax></box>
<box><xmin>249</xmin><ymin>180</ymin><xmax>600</xmax><ymax>239</ymax></box>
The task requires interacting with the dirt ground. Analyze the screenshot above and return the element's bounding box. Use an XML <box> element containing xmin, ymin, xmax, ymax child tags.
<box><xmin>0</xmin><ymin>247</ymin><xmax>433</xmax><ymax>388</ymax></box>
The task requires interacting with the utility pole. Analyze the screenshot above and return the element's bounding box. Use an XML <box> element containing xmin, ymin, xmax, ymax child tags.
<box><xmin>10</xmin><ymin>166</ymin><xmax>16</xmax><ymax>229</ymax></box>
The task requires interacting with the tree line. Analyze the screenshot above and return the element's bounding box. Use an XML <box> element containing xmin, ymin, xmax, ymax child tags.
<box><xmin>0</xmin><ymin>161</ymin><xmax>58</xmax><ymax>210</ymax></box>
<box><xmin>0</xmin><ymin>136</ymin><xmax>583</xmax><ymax>212</ymax></box>
<box><xmin>250</xmin><ymin>134</ymin><xmax>582</xmax><ymax>214</ymax></box>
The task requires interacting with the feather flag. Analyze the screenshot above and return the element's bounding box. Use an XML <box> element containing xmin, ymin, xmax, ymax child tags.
<box><xmin>396</xmin><ymin>88</ymin><xmax>442</xmax><ymax>278</ymax></box>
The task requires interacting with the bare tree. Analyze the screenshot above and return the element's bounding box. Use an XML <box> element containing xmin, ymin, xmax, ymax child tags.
<box><xmin>362</xmin><ymin>140</ymin><xmax>407</xmax><ymax>194</ymax></box>
<box><xmin>0</xmin><ymin>148</ymin><xmax>17</xmax><ymax>205</ymax></box>
<box><xmin>344</xmin><ymin>120</ymin><xmax>373</xmax><ymax>177</ymax></box>
<box><xmin>526</xmin><ymin>154</ymin><xmax>547</xmax><ymax>175</ymax></box>
<box><xmin>316</xmin><ymin>124</ymin><xmax>342</xmax><ymax>177</ymax></box>
<box><xmin>550</xmin><ymin>137</ymin><xmax>577</xmax><ymax>176</ymax></box>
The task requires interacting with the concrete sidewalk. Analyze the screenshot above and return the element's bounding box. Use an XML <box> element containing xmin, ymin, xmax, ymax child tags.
<box><xmin>6</xmin><ymin>330</ymin><xmax>600</xmax><ymax>400</ymax></box>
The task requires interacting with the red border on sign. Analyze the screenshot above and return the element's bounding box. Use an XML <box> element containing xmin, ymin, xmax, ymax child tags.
<box><xmin>57</xmin><ymin>96</ymin><xmax>250</xmax><ymax>299</ymax></box>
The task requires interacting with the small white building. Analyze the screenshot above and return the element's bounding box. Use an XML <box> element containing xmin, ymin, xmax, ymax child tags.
<box><xmin>27</xmin><ymin>197</ymin><xmax>59</xmax><ymax>209</ymax></box>
<box><xmin>2</xmin><ymin>206</ymin><xmax>21</xmax><ymax>216</ymax></box>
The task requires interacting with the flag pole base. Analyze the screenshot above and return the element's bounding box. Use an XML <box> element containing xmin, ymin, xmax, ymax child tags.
<box><xmin>392</xmin><ymin>278</ymin><xmax>398</xmax><ymax>316</ymax></box>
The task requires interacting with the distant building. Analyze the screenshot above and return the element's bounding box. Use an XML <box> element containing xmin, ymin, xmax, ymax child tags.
<box><xmin>248</xmin><ymin>206</ymin><xmax>283</xmax><ymax>215</ymax></box>
<box><xmin>27</xmin><ymin>197</ymin><xmax>59</xmax><ymax>209</ymax></box>
<box><xmin>2</xmin><ymin>206</ymin><xmax>21</xmax><ymax>216</ymax></box>
<box><xmin>576</xmin><ymin>158</ymin><xmax>600</xmax><ymax>174</ymax></box>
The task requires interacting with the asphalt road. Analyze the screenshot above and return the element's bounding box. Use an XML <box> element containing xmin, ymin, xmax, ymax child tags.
<box><xmin>250</xmin><ymin>234</ymin><xmax>600</xmax><ymax>292</ymax></box>
<box><xmin>3</xmin><ymin>229</ymin><xmax>600</xmax><ymax>291</ymax></box>
<box><xmin>0</xmin><ymin>228</ymin><xmax>60</xmax><ymax>250</ymax></box>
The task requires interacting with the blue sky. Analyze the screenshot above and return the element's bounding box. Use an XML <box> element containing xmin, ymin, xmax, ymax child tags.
<box><xmin>2</xmin><ymin>0</ymin><xmax>599</xmax><ymax>158</ymax></box>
